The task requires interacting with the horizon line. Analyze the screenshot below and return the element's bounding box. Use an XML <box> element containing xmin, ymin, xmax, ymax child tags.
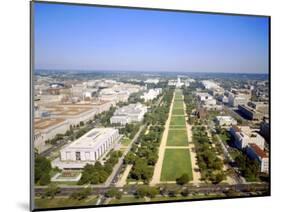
<box><xmin>35</xmin><ymin>69</ymin><xmax>269</xmax><ymax>75</ymax></box>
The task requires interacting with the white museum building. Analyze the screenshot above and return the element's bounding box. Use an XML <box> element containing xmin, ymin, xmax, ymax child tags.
<box><xmin>53</xmin><ymin>128</ymin><xmax>120</xmax><ymax>169</ymax></box>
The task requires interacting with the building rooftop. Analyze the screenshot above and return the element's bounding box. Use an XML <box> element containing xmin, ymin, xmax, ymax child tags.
<box><xmin>114</xmin><ymin>103</ymin><xmax>146</xmax><ymax>115</ymax></box>
<box><xmin>249</xmin><ymin>143</ymin><xmax>268</xmax><ymax>158</ymax></box>
<box><xmin>216</xmin><ymin>116</ymin><xmax>236</xmax><ymax>121</ymax></box>
<box><xmin>34</xmin><ymin>118</ymin><xmax>66</xmax><ymax>130</ymax></box>
<box><xmin>44</xmin><ymin>105</ymin><xmax>94</xmax><ymax>116</ymax></box>
<box><xmin>65</xmin><ymin>128</ymin><xmax>118</xmax><ymax>150</ymax></box>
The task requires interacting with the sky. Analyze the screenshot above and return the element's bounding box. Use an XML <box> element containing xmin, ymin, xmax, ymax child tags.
<box><xmin>34</xmin><ymin>2</ymin><xmax>269</xmax><ymax>74</ymax></box>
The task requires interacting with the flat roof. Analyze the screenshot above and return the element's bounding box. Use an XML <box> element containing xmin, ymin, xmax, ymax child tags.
<box><xmin>64</xmin><ymin>128</ymin><xmax>117</xmax><ymax>150</ymax></box>
<box><xmin>44</xmin><ymin>105</ymin><xmax>94</xmax><ymax>116</ymax></box>
<box><xmin>249</xmin><ymin>143</ymin><xmax>267</xmax><ymax>158</ymax></box>
<box><xmin>34</xmin><ymin>118</ymin><xmax>66</xmax><ymax>130</ymax></box>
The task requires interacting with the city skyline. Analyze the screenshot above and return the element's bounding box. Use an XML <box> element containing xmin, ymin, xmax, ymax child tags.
<box><xmin>34</xmin><ymin>2</ymin><xmax>269</xmax><ymax>74</ymax></box>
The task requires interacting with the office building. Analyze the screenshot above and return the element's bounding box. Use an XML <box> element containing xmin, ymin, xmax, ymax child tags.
<box><xmin>110</xmin><ymin>103</ymin><xmax>147</xmax><ymax>125</ymax></box>
<box><xmin>246</xmin><ymin>143</ymin><xmax>269</xmax><ymax>173</ymax></box>
<box><xmin>230</xmin><ymin>126</ymin><xmax>265</xmax><ymax>150</ymax></box>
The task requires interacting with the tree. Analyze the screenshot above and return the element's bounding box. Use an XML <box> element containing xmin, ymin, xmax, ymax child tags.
<box><xmin>105</xmin><ymin>188</ymin><xmax>122</xmax><ymax>199</ymax></box>
<box><xmin>70</xmin><ymin>188</ymin><xmax>91</xmax><ymax>200</ymax></box>
<box><xmin>135</xmin><ymin>186</ymin><xmax>147</xmax><ymax>198</ymax></box>
<box><xmin>35</xmin><ymin>156</ymin><xmax>52</xmax><ymax>184</ymax></box>
<box><xmin>211</xmin><ymin>172</ymin><xmax>225</xmax><ymax>184</ymax></box>
<box><xmin>146</xmin><ymin>187</ymin><xmax>159</xmax><ymax>198</ymax></box>
<box><xmin>176</xmin><ymin>173</ymin><xmax>191</xmax><ymax>185</ymax></box>
<box><xmin>39</xmin><ymin>172</ymin><xmax>51</xmax><ymax>186</ymax></box>
<box><xmin>44</xmin><ymin>184</ymin><xmax>60</xmax><ymax>199</ymax></box>
<box><xmin>124</xmin><ymin>152</ymin><xmax>137</xmax><ymax>165</ymax></box>
<box><xmin>181</xmin><ymin>188</ymin><xmax>189</xmax><ymax>197</ymax></box>
<box><xmin>168</xmin><ymin>188</ymin><xmax>178</xmax><ymax>197</ymax></box>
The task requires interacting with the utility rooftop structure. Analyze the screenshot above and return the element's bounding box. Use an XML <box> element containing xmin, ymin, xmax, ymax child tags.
<box><xmin>110</xmin><ymin>103</ymin><xmax>147</xmax><ymax>125</ymax></box>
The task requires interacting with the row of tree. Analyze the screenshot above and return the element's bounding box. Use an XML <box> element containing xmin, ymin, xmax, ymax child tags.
<box><xmin>192</xmin><ymin>125</ymin><xmax>226</xmax><ymax>184</ymax></box>
<box><xmin>125</xmin><ymin>89</ymin><xmax>174</xmax><ymax>183</ymax></box>
<box><xmin>119</xmin><ymin>123</ymin><xmax>140</xmax><ymax>139</ymax></box>
<box><xmin>78</xmin><ymin>150</ymin><xmax>122</xmax><ymax>185</ymax></box>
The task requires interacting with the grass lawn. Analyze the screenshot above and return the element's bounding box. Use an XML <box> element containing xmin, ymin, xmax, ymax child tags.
<box><xmin>172</xmin><ymin>108</ymin><xmax>185</xmax><ymax>115</ymax></box>
<box><xmin>161</xmin><ymin>149</ymin><xmax>193</xmax><ymax>181</ymax></box>
<box><xmin>121</xmin><ymin>137</ymin><xmax>131</xmax><ymax>146</ymax></box>
<box><xmin>169</xmin><ymin>126</ymin><xmax>186</xmax><ymax>129</ymax></box>
<box><xmin>170</xmin><ymin>116</ymin><xmax>186</xmax><ymax>126</ymax></box>
<box><xmin>150</xmin><ymin>194</ymin><xmax>225</xmax><ymax>202</ymax></box>
<box><xmin>173</xmin><ymin>101</ymin><xmax>184</xmax><ymax>109</ymax></box>
<box><xmin>166</xmin><ymin>129</ymin><xmax>188</xmax><ymax>146</ymax></box>
<box><xmin>35</xmin><ymin>196</ymin><xmax>98</xmax><ymax>209</ymax></box>
<box><xmin>109</xmin><ymin>196</ymin><xmax>146</xmax><ymax>204</ymax></box>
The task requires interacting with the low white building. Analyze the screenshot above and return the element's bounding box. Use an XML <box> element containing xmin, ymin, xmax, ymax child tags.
<box><xmin>246</xmin><ymin>143</ymin><xmax>269</xmax><ymax>173</ymax></box>
<box><xmin>201</xmin><ymin>80</ymin><xmax>220</xmax><ymax>90</ymax></box>
<box><xmin>144</xmin><ymin>79</ymin><xmax>159</xmax><ymax>84</ymax></box>
<box><xmin>196</xmin><ymin>92</ymin><xmax>213</xmax><ymax>101</ymax></box>
<box><xmin>196</xmin><ymin>92</ymin><xmax>221</xmax><ymax>110</ymax></box>
<box><xmin>110</xmin><ymin>103</ymin><xmax>147</xmax><ymax>125</ymax></box>
<box><xmin>54</xmin><ymin>128</ymin><xmax>120</xmax><ymax>169</ymax></box>
<box><xmin>228</xmin><ymin>94</ymin><xmax>248</xmax><ymax>107</ymax></box>
<box><xmin>215</xmin><ymin>116</ymin><xmax>237</xmax><ymax>126</ymax></box>
<box><xmin>141</xmin><ymin>88</ymin><xmax>162</xmax><ymax>102</ymax></box>
<box><xmin>230</xmin><ymin>126</ymin><xmax>265</xmax><ymax>150</ymax></box>
<box><xmin>228</xmin><ymin>89</ymin><xmax>251</xmax><ymax>107</ymax></box>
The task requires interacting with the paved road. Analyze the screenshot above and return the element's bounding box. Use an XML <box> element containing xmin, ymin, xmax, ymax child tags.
<box><xmin>106</xmin><ymin>124</ymin><xmax>146</xmax><ymax>187</ymax></box>
<box><xmin>39</xmin><ymin>139</ymin><xmax>68</xmax><ymax>158</ymax></box>
<box><xmin>35</xmin><ymin>182</ymin><xmax>269</xmax><ymax>197</ymax></box>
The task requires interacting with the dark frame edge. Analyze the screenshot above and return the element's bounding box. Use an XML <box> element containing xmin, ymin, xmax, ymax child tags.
<box><xmin>30</xmin><ymin>1</ymin><xmax>35</xmax><ymax>211</ymax></box>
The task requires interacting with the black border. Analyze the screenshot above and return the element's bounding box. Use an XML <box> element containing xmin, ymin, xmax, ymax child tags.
<box><xmin>30</xmin><ymin>1</ymin><xmax>271</xmax><ymax>211</ymax></box>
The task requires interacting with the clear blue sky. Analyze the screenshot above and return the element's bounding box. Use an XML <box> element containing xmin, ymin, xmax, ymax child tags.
<box><xmin>34</xmin><ymin>2</ymin><xmax>269</xmax><ymax>73</ymax></box>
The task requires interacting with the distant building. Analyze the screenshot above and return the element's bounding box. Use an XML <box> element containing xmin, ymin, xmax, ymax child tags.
<box><xmin>144</xmin><ymin>79</ymin><xmax>159</xmax><ymax>84</ymax></box>
<box><xmin>214</xmin><ymin>116</ymin><xmax>237</xmax><ymax>126</ymax></box>
<box><xmin>196</xmin><ymin>92</ymin><xmax>222</xmax><ymax>110</ymax></box>
<box><xmin>228</xmin><ymin>94</ymin><xmax>248</xmax><ymax>107</ymax></box>
<box><xmin>217</xmin><ymin>95</ymin><xmax>229</xmax><ymax>104</ymax></box>
<box><xmin>54</xmin><ymin>128</ymin><xmax>120</xmax><ymax>169</ymax></box>
<box><xmin>246</xmin><ymin>143</ymin><xmax>269</xmax><ymax>173</ymax></box>
<box><xmin>230</xmin><ymin>126</ymin><xmax>265</xmax><ymax>150</ymax></box>
<box><xmin>176</xmin><ymin>77</ymin><xmax>184</xmax><ymax>88</ymax></box>
<box><xmin>238</xmin><ymin>104</ymin><xmax>264</xmax><ymax>120</ymax></box>
<box><xmin>34</xmin><ymin>118</ymin><xmax>69</xmax><ymax>153</ymax></box>
<box><xmin>110</xmin><ymin>103</ymin><xmax>147</xmax><ymax>125</ymax></box>
<box><xmin>141</xmin><ymin>88</ymin><xmax>162</xmax><ymax>102</ymax></box>
<box><xmin>196</xmin><ymin>92</ymin><xmax>213</xmax><ymax>101</ymax></box>
<box><xmin>260</xmin><ymin>118</ymin><xmax>270</xmax><ymax>142</ymax></box>
<box><xmin>201</xmin><ymin>80</ymin><xmax>220</xmax><ymax>90</ymax></box>
<box><xmin>43</xmin><ymin>104</ymin><xmax>98</xmax><ymax>126</ymax></box>
<box><xmin>228</xmin><ymin>89</ymin><xmax>251</xmax><ymax>107</ymax></box>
